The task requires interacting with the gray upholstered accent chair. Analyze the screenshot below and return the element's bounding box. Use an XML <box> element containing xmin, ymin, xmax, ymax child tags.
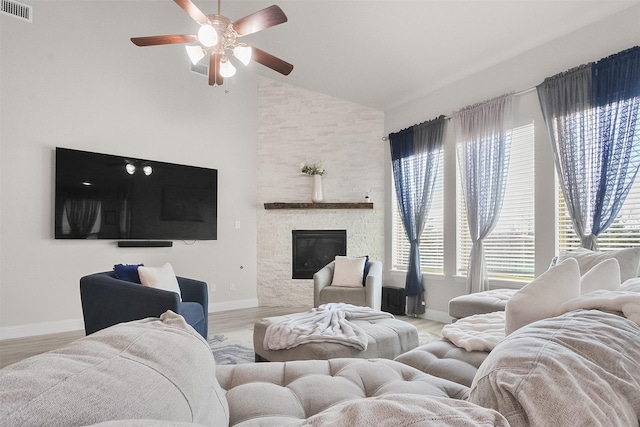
<box><xmin>313</xmin><ymin>260</ymin><xmax>383</xmax><ymax>310</ymax></box>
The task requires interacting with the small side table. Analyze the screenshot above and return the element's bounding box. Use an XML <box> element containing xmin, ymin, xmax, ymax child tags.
<box><xmin>382</xmin><ymin>286</ymin><xmax>406</xmax><ymax>315</ymax></box>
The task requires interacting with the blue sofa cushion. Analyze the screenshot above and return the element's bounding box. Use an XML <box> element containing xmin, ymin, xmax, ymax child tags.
<box><xmin>113</xmin><ymin>264</ymin><xmax>143</xmax><ymax>283</ymax></box>
<box><xmin>179</xmin><ymin>302</ymin><xmax>206</xmax><ymax>337</ymax></box>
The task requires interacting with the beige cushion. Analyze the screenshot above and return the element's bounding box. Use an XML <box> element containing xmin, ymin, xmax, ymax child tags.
<box><xmin>505</xmin><ymin>258</ymin><xmax>580</xmax><ymax>335</ymax></box>
<box><xmin>331</xmin><ymin>256</ymin><xmax>366</xmax><ymax>287</ymax></box>
<box><xmin>394</xmin><ymin>338</ymin><xmax>490</xmax><ymax>388</ymax></box>
<box><xmin>556</xmin><ymin>247</ymin><xmax>640</xmax><ymax>282</ymax></box>
<box><xmin>448</xmin><ymin>289</ymin><xmax>517</xmax><ymax>319</ymax></box>
<box><xmin>0</xmin><ymin>311</ymin><xmax>228</xmax><ymax>426</ymax></box>
<box><xmin>215</xmin><ymin>358</ymin><xmax>470</xmax><ymax>426</ymax></box>
<box><xmin>138</xmin><ymin>263</ymin><xmax>182</xmax><ymax>299</ymax></box>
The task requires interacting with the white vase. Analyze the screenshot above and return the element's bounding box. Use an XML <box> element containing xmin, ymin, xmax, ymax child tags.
<box><xmin>311</xmin><ymin>174</ymin><xmax>324</xmax><ymax>203</ymax></box>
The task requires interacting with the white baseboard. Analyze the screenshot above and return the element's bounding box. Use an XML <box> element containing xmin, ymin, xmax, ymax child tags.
<box><xmin>0</xmin><ymin>299</ymin><xmax>258</xmax><ymax>340</ymax></box>
<box><xmin>209</xmin><ymin>298</ymin><xmax>259</xmax><ymax>313</ymax></box>
<box><xmin>0</xmin><ymin>318</ymin><xmax>85</xmax><ymax>340</ymax></box>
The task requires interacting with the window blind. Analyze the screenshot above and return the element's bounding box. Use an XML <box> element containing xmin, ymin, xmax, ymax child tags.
<box><xmin>457</xmin><ymin>122</ymin><xmax>536</xmax><ymax>280</ymax></box>
<box><xmin>558</xmin><ymin>173</ymin><xmax>640</xmax><ymax>251</ymax></box>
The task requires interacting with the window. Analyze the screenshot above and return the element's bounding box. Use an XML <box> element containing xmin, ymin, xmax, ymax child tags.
<box><xmin>457</xmin><ymin>122</ymin><xmax>535</xmax><ymax>281</ymax></box>
<box><xmin>557</xmin><ymin>173</ymin><xmax>640</xmax><ymax>251</ymax></box>
<box><xmin>391</xmin><ymin>151</ymin><xmax>444</xmax><ymax>273</ymax></box>
<box><xmin>555</xmin><ymin>95</ymin><xmax>640</xmax><ymax>252</ymax></box>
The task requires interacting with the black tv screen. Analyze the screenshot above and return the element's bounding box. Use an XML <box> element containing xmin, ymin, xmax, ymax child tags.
<box><xmin>55</xmin><ymin>147</ymin><xmax>217</xmax><ymax>240</ymax></box>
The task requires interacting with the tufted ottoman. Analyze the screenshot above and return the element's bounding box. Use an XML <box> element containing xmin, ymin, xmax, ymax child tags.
<box><xmin>253</xmin><ymin>313</ymin><xmax>419</xmax><ymax>362</ymax></box>
<box><xmin>216</xmin><ymin>358</ymin><xmax>471</xmax><ymax>426</ymax></box>
<box><xmin>448</xmin><ymin>288</ymin><xmax>517</xmax><ymax>320</ymax></box>
<box><xmin>394</xmin><ymin>338</ymin><xmax>490</xmax><ymax>387</ymax></box>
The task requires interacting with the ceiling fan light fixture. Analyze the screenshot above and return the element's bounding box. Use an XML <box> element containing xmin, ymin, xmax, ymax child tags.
<box><xmin>185</xmin><ymin>45</ymin><xmax>206</xmax><ymax>65</ymax></box>
<box><xmin>197</xmin><ymin>24</ymin><xmax>218</xmax><ymax>47</ymax></box>
<box><xmin>233</xmin><ymin>44</ymin><xmax>252</xmax><ymax>66</ymax></box>
<box><xmin>131</xmin><ymin>1</ymin><xmax>293</xmax><ymax>86</ymax></box>
<box><xmin>220</xmin><ymin>57</ymin><xmax>236</xmax><ymax>78</ymax></box>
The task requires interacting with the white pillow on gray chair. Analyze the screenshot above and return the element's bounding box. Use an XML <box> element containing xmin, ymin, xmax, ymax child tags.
<box><xmin>331</xmin><ymin>256</ymin><xmax>366</xmax><ymax>287</ymax></box>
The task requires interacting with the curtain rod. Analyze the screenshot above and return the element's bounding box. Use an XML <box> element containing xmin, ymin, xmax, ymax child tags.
<box><xmin>382</xmin><ymin>85</ymin><xmax>537</xmax><ymax>141</ymax></box>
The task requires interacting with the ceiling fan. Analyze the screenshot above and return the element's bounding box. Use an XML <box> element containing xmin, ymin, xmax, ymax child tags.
<box><xmin>131</xmin><ymin>0</ymin><xmax>294</xmax><ymax>86</ymax></box>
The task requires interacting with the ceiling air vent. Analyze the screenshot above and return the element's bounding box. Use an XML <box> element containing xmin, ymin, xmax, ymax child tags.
<box><xmin>1</xmin><ymin>0</ymin><xmax>32</xmax><ymax>22</ymax></box>
<box><xmin>190</xmin><ymin>62</ymin><xmax>208</xmax><ymax>77</ymax></box>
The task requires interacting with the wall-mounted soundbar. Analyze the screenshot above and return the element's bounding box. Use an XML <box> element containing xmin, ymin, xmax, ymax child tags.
<box><xmin>117</xmin><ymin>241</ymin><xmax>173</xmax><ymax>248</ymax></box>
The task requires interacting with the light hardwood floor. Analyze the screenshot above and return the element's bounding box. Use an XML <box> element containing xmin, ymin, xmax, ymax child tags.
<box><xmin>0</xmin><ymin>306</ymin><xmax>444</xmax><ymax>369</ymax></box>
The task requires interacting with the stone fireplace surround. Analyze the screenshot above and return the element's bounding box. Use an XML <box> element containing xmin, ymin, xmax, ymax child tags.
<box><xmin>256</xmin><ymin>208</ymin><xmax>383</xmax><ymax>307</ymax></box>
<box><xmin>256</xmin><ymin>78</ymin><xmax>385</xmax><ymax>307</ymax></box>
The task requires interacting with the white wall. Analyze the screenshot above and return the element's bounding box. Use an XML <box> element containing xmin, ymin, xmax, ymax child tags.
<box><xmin>256</xmin><ymin>78</ymin><xmax>385</xmax><ymax>307</ymax></box>
<box><xmin>0</xmin><ymin>1</ymin><xmax>260</xmax><ymax>338</ymax></box>
<box><xmin>383</xmin><ymin>5</ymin><xmax>640</xmax><ymax>322</ymax></box>
<box><xmin>2</xmin><ymin>1</ymin><xmax>639</xmax><ymax>336</ymax></box>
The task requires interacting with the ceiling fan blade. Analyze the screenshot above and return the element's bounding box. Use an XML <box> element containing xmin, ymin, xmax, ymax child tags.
<box><xmin>209</xmin><ymin>53</ymin><xmax>224</xmax><ymax>86</ymax></box>
<box><xmin>250</xmin><ymin>46</ymin><xmax>293</xmax><ymax>76</ymax></box>
<box><xmin>233</xmin><ymin>5</ymin><xmax>287</xmax><ymax>36</ymax></box>
<box><xmin>173</xmin><ymin>0</ymin><xmax>209</xmax><ymax>25</ymax></box>
<box><xmin>131</xmin><ymin>35</ymin><xmax>197</xmax><ymax>47</ymax></box>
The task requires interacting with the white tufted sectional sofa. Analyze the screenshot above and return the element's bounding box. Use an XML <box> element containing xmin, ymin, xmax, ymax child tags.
<box><xmin>216</xmin><ymin>358</ymin><xmax>471</xmax><ymax>426</ymax></box>
<box><xmin>3</xmin><ymin>304</ymin><xmax>640</xmax><ymax>426</ymax></box>
<box><xmin>0</xmin><ymin>311</ymin><xmax>507</xmax><ymax>426</ymax></box>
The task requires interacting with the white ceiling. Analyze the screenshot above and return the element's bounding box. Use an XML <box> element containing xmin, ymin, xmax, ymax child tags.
<box><xmin>150</xmin><ymin>0</ymin><xmax>640</xmax><ymax>111</ymax></box>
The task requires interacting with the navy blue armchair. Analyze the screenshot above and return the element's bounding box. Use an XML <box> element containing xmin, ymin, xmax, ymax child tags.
<box><xmin>80</xmin><ymin>271</ymin><xmax>208</xmax><ymax>339</ymax></box>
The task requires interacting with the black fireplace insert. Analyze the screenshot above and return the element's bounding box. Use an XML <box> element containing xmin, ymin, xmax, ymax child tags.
<box><xmin>292</xmin><ymin>230</ymin><xmax>347</xmax><ymax>279</ymax></box>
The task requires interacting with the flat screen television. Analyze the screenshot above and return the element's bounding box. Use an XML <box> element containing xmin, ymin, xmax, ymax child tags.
<box><xmin>55</xmin><ymin>147</ymin><xmax>217</xmax><ymax>240</ymax></box>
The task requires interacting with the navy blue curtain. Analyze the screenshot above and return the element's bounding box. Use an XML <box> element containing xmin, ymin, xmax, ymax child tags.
<box><xmin>538</xmin><ymin>46</ymin><xmax>640</xmax><ymax>250</ymax></box>
<box><xmin>591</xmin><ymin>47</ymin><xmax>640</xmax><ymax>239</ymax></box>
<box><xmin>389</xmin><ymin>116</ymin><xmax>445</xmax><ymax>315</ymax></box>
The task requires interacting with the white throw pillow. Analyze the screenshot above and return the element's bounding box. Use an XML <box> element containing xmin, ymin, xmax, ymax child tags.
<box><xmin>505</xmin><ymin>258</ymin><xmax>580</xmax><ymax>335</ymax></box>
<box><xmin>556</xmin><ymin>247</ymin><xmax>640</xmax><ymax>282</ymax></box>
<box><xmin>619</xmin><ymin>277</ymin><xmax>640</xmax><ymax>293</ymax></box>
<box><xmin>138</xmin><ymin>263</ymin><xmax>182</xmax><ymax>300</ymax></box>
<box><xmin>331</xmin><ymin>256</ymin><xmax>366</xmax><ymax>288</ymax></box>
<box><xmin>580</xmin><ymin>258</ymin><xmax>621</xmax><ymax>295</ymax></box>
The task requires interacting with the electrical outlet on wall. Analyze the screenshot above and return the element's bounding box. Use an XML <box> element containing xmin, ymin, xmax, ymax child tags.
<box><xmin>229</xmin><ymin>282</ymin><xmax>236</xmax><ymax>291</ymax></box>
<box><xmin>210</xmin><ymin>282</ymin><xmax>216</xmax><ymax>293</ymax></box>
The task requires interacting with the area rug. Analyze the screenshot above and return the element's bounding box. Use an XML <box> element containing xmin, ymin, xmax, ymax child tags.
<box><xmin>208</xmin><ymin>329</ymin><xmax>255</xmax><ymax>365</ymax></box>
<box><xmin>417</xmin><ymin>330</ymin><xmax>441</xmax><ymax>346</ymax></box>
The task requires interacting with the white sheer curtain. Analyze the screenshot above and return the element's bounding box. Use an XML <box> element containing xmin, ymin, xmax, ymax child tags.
<box><xmin>454</xmin><ymin>94</ymin><xmax>514</xmax><ymax>293</ymax></box>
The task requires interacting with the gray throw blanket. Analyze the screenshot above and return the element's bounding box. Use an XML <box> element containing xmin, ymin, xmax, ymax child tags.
<box><xmin>264</xmin><ymin>303</ymin><xmax>393</xmax><ymax>351</ymax></box>
<box><xmin>287</xmin><ymin>394</ymin><xmax>510</xmax><ymax>427</ymax></box>
<box><xmin>470</xmin><ymin>309</ymin><xmax>640</xmax><ymax>427</ymax></box>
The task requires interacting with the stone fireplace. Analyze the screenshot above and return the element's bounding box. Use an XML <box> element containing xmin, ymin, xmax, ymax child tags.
<box><xmin>256</xmin><ymin>77</ymin><xmax>385</xmax><ymax>307</ymax></box>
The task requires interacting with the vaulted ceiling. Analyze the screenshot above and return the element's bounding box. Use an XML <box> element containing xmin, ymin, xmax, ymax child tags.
<box><xmin>141</xmin><ymin>0</ymin><xmax>640</xmax><ymax>111</ymax></box>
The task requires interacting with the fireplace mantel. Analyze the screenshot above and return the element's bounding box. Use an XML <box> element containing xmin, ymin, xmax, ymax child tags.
<box><xmin>264</xmin><ymin>202</ymin><xmax>373</xmax><ymax>210</ymax></box>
